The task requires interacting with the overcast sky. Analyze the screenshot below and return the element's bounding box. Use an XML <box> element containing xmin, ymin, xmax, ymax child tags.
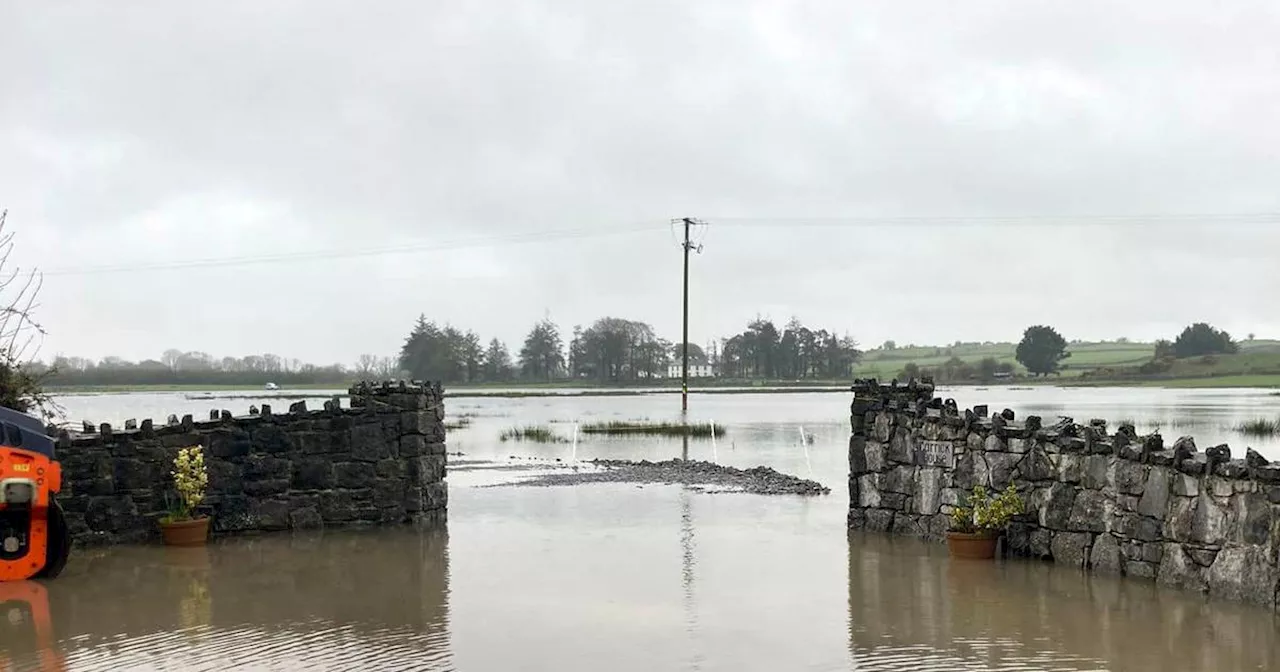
<box><xmin>4</xmin><ymin>1</ymin><xmax>1279</xmax><ymax>366</ymax></box>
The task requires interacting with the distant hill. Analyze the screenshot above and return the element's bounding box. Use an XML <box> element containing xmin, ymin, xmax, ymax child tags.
<box><xmin>852</xmin><ymin>339</ymin><xmax>1280</xmax><ymax>380</ymax></box>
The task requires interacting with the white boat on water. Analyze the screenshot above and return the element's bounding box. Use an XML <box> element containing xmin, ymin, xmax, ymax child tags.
<box><xmin>265</xmin><ymin>382</ymin><xmax>279</xmax><ymax>391</ymax></box>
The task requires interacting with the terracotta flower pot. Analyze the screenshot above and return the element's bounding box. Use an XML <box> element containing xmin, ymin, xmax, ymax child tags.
<box><xmin>946</xmin><ymin>530</ymin><xmax>999</xmax><ymax>559</ymax></box>
<box><xmin>160</xmin><ymin>517</ymin><xmax>211</xmax><ymax>547</ymax></box>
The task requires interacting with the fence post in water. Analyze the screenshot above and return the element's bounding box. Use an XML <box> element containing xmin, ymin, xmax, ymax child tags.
<box><xmin>799</xmin><ymin>425</ymin><xmax>813</xmax><ymax>479</ymax></box>
<box><xmin>571</xmin><ymin>421</ymin><xmax>579</xmax><ymax>463</ymax></box>
<box><xmin>710</xmin><ymin>419</ymin><xmax>718</xmax><ymax>463</ymax></box>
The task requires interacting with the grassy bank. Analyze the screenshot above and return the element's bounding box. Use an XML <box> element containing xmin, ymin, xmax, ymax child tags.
<box><xmin>580</xmin><ymin>420</ymin><xmax>725</xmax><ymax>438</ymax></box>
<box><xmin>498</xmin><ymin>425</ymin><xmax>566</xmax><ymax>443</ymax></box>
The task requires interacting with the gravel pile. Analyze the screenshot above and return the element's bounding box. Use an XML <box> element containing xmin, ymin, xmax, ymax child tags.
<box><xmin>486</xmin><ymin>458</ymin><xmax>830</xmax><ymax>496</ymax></box>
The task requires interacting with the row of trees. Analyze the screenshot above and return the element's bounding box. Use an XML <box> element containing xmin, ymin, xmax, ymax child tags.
<box><xmin>35</xmin><ymin>350</ymin><xmax>352</xmax><ymax>387</ymax></box>
<box><xmin>395</xmin><ymin>315</ymin><xmax>861</xmax><ymax>384</ymax></box>
<box><xmin>899</xmin><ymin>357</ymin><xmax>1016</xmax><ymax>384</ymax></box>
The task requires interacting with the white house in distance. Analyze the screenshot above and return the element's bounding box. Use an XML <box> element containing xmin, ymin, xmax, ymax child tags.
<box><xmin>667</xmin><ymin>363</ymin><xmax>716</xmax><ymax>378</ymax></box>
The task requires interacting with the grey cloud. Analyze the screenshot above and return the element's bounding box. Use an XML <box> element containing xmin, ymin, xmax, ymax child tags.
<box><xmin>3</xmin><ymin>1</ymin><xmax>1279</xmax><ymax>363</ymax></box>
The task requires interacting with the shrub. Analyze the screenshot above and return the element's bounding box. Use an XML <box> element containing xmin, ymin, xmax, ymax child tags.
<box><xmin>950</xmin><ymin>483</ymin><xmax>1024</xmax><ymax>533</ymax></box>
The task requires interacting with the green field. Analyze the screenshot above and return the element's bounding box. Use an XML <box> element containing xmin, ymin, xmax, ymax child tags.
<box><xmin>43</xmin><ymin>339</ymin><xmax>1280</xmax><ymax>394</ymax></box>
<box><xmin>852</xmin><ymin>340</ymin><xmax>1157</xmax><ymax>379</ymax></box>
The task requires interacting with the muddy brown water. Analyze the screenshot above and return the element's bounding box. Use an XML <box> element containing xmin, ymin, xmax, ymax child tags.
<box><xmin>2</xmin><ymin>387</ymin><xmax>1277</xmax><ymax>670</ymax></box>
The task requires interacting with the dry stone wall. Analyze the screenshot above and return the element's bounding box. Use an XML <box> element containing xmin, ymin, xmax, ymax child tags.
<box><xmin>50</xmin><ymin>380</ymin><xmax>448</xmax><ymax>545</ymax></box>
<box><xmin>848</xmin><ymin>378</ymin><xmax>1280</xmax><ymax>612</ymax></box>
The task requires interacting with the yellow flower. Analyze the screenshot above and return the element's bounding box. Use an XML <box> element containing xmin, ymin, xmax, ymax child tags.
<box><xmin>171</xmin><ymin>445</ymin><xmax>209</xmax><ymax>519</ymax></box>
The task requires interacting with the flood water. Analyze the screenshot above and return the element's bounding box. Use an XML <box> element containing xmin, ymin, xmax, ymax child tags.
<box><xmin>3</xmin><ymin>386</ymin><xmax>1279</xmax><ymax>670</ymax></box>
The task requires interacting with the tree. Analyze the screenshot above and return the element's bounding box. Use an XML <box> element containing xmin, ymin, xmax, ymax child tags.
<box><xmin>518</xmin><ymin>318</ymin><xmax>565</xmax><ymax>381</ymax></box>
<box><xmin>483</xmin><ymin>338</ymin><xmax>513</xmax><ymax>381</ymax></box>
<box><xmin>1153</xmin><ymin>339</ymin><xmax>1175</xmax><ymax>360</ymax></box>
<box><xmin>1015</xmin><ymin>325</ymin><xmax>1070</xmax><ymax>376</ymax></box>
<box><xmin>672</xmin><ymin>342</ymin><xmax>708</xmax><ymax>367</ymax></box>
<box><xmin>881</xmin><ymin>340</ymin><xmax>896</xmax><ymax>350</ymax></box>
<box><xmin>569</xmin><ymin>317</ymin><xmax>669</xmax><ymax>383</ymax></box>
<box><xmin>0</xmin><ymin>211</ymin><xmax>57</xmax><ymax>420</ymax></box>
<box><xmin>1172</xmin><ymin>322</ymin><xmax>1238</xmax><ymax>358</ymax></box>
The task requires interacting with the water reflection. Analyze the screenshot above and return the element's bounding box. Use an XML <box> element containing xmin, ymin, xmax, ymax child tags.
<box><xmin>848</xmin><ymin>531</ymin><xmax>1280</xmax><ymax>671</ymax></box>
<box><xmin>2</xmin><ymin>525</ymin><xmax>451</xmax><ymax>671</ymax></box>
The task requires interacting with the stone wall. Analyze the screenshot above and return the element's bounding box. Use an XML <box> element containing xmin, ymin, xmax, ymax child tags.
<box><xmin>51</xmin><ymin>380</ymin><xmax>448</xmax><ymax>545</ymax></box>
<box><xmin>848</xmin><ymin>378</ymin><xmax>1280</xmax><ymax>612</ymax></box>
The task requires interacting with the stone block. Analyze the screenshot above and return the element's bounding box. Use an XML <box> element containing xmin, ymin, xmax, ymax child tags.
<box><xmin>249</xmin><ymin>498</ymin><xmax>291</xmax><ymax>531</ymax></box>
<box><xmin>401</xmin><ymin>411</ymin><xmax>437</xmax><ymax>435</ymax></box>
<box><xmin>244</xmin><ymin>479</ymin><xmax>290</xmax><ymax>497</ymax></box>
<box><xmin>887</xmin><ymin>427</ymin><xmax>912</xmax><ymax>464</ymax></box>
<box><xmin>1040</xmin><ymin>483</ymin><xmax>1076</xmax><ymax>531</ymax></box>
<box><xmin>1206</xmin><ymin>545</ymin><xmax>1278</xmax><ymax>606</ymax></box>
<box><xmin>1112</xmin><ymin>460</ymin><xmax>1146</xmax><ymax>496</ymax></box>
<box><xmin>1157</xmin><ymin>544</ymin><xmax>1208</xmax><ymax>593</ymax></box>
<box><xmin>1057</xmin><ymin>454</ymin><xmax>1085</xmax><ymax>483</ymax></box>
<box><xmin>1172</xmin><ymin>473</ymin><xmax>1199</xmax><ymax>497</ymax></box>
<box><xmin>292</xmin><ymin>458</ymin><xmax>335</xmax><ymax>490</ymax></box>
<box><xmin>1090</xmin><ymin>533</ymin><xmax>1122</xmax><ymax>574</ymax></box>
<box><xmin>1051</xmin><ymin>531</ymin><xmax>1093</xmax><ymax>568</ymax></box>
<box><xmin>865</xmin><ymin>509</ymin><xmax>895</xmax><ymax>532</ymax></box>
<box><xmin>350</xmin><ymin>422</ymin><xmax>388</xmax><ymax>462</ymax></box>
<box><xmin>424</xmin><ymin>481</ymin><xmax>448</xmax><ymax>511</ymax></box>
<box><xmin>913</xmin><ymin>467</ymin><xmax>943</xmax><ymax>515</ymax></box>
<box><xmin>289</xmin><ymin>507</ymin><xmax>324</xmax><ymax>530</ymax></box>
<box><xmin>244</xmin><ymin>456</ymin><xmax>291</xmax><ymax>481</ymax></box>
<box><xmin>206</xmin><ymin>429</ymin><xmax>252</xmax><ymax>459</ymax></box>
<box><xmin>1124</xmin><ymin>560</ymin><xmax>1157</xmax><ymax>579</ymax></box>
<box><xmin>335</xmin><ymin>462</ymin><xmax>376</xmax><ymax>489</ymax></box>
<box><xmin>1138</xmin><ymin>468</ymin><xmax>1171</xmax><ymax>517</ymax></box>
<box><xmin>1068</xmin><ymin>490</ymin><xmax>1109</xmax><ymax>533</ymax></box>
<box><xmin>881</xmin><ymin>465</ymin><xmax>917</xmax><ymax>495</ymax></box>
<box><xmin>112</xmin><ymin>459</ymin><xmax>156</xmax><ymax>492</ymax></box>
<box><xmin>1083</xmin><ymin>455</ymin><xmax>1110</xmax><ymax>490</ymax></box>
<box><xmin>1018</xmin><ymin>446</ymin><xmax>1055</xmax><ymax>482</ymax></box>
<box><xmin>856</xmin><ymin>474</ymin><xmax>880</xmax><ymax>507</ymax></box>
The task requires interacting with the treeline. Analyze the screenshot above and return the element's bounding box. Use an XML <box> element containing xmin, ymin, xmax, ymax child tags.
<box><xmin>898</xmin><ymin>357</ymin><xmax>1016</xmax><ymax>384</ymax></box>
<box><xmin>34</xmin><ymin>350</ymin><xmax>353</xmax><ymax>387</ymax></box>
<box><xmin>397</xmin><ymin>314</ymin><xmax>861</xmax><ymax>384</ymax></box>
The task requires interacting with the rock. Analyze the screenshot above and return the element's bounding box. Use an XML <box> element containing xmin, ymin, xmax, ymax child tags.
<box><xmin>1205</xmin><ymin>444</ymin><xmax>1231</xmax><ymax>467</ymax></box>
<box><xmin>1171</xmin><ymin>436</ymin><xmax>1197</xmax><ymax>461</ymax></box>
<box><xmin>1040</xmin><ymin>483</ymin><xmax>1076</xmax><ymax>530</ymax></box>
<box><xmin>1068</xmin><ymin>490</ymin><xmax>1109</xmax><ymax>533</ymax></box>
<box><xmin>1244</xmin><ymin>448</ymin><xmax>1269</xmax><ymax>469</ymax></box>
<box><xmin>1137</xmin><ymin>468</ymin><xmax>1170</xmax><ymax>518</ymax></box>
<box><xmin>1158</xmin><ymin>544</ymin><xmax>1208</xmax><ymax>593</ymax></box>
<box><xmin>1206</xmin><ymin>545</ymin><xmax>1278</xmax><ymax>606</ymax></box>
<box><xmin>1090</xmin><ymin>533</ymin><xmax>1122</xmax><ymax>574</ymax></box>
<box><xmin>1051</xmin><ymin>532</ymin><xmax>1093</xmax><ymax>568</ymax></box>
<box><xmin>1113</xmin><ymin>460</ymin><xmax>1146</xmax><ymax>496</ymax></box>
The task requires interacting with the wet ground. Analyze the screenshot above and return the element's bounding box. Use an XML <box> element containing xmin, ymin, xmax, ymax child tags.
<box><xmin>3</xmin><ymin>386</ymin><xmax>1279</xmax><ymax>670</ymax></box>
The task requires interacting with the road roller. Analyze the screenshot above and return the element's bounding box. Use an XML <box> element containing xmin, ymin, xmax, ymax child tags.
<box><xmin>0</xmin><ymin>406</ymin><xmax>70</xmax><ymax>582</ymax></box>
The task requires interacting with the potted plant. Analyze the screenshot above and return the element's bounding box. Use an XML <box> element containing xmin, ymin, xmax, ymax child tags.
<box><xmin>946</xmin><ymin>483</ymin><xmax>1024</xmax><ymax>559</ymax></box>
<box><xmin>159</xmin><ymin>445</ymin><xmax>211</xmax><ymax>546</ymax></box>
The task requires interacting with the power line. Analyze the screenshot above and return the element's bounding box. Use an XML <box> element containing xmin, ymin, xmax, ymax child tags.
<box><xmin>41</xmin><ymin>223</ymin><xmax>664</xmax><ymax>276</ymax></box>
<box><xmin>707</xmin><ymin>212</ymin><xmax>1280</xmax><ymax>227</ymax></box>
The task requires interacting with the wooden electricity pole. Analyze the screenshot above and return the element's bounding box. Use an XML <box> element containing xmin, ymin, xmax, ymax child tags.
<box><xmin>679</xmin><ymin>217</ymin><xmax>704</xmax><ymax>414</ymax></box>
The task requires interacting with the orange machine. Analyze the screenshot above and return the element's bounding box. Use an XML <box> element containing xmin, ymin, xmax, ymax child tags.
<box><xmin>0</xmin><ymin>407</ymin><xmax>70</xmax><ymax>583</ymax></box>
<box><xmin>0</xmin><ymin>580</ymin><xmax>67</xmax><ymax>671</ymax></box>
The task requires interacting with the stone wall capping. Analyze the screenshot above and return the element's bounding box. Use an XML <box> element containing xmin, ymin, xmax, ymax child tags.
<box><xmin>848</xmin><ymin>378</ymin><xmax>1280</xmax><ymax>613</ymax></box>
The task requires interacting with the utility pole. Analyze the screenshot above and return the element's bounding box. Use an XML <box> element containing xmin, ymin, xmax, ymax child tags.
<box><xmin>679</xmin><ymin>217</ymin><xmax>704</xmax><ymax>415</ymax></box>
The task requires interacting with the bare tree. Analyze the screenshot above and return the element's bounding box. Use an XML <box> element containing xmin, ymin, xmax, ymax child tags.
<box><xmin>0</xmin><ymin>210</ymin><xmax>60</xmax><ymax>421</ymax></box>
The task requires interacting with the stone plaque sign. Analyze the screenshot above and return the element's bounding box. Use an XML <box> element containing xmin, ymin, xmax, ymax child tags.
<box><xmin>915</xmin><ymin>440</ymin><xmax>954</xmax><ymax>468</ymax></box>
